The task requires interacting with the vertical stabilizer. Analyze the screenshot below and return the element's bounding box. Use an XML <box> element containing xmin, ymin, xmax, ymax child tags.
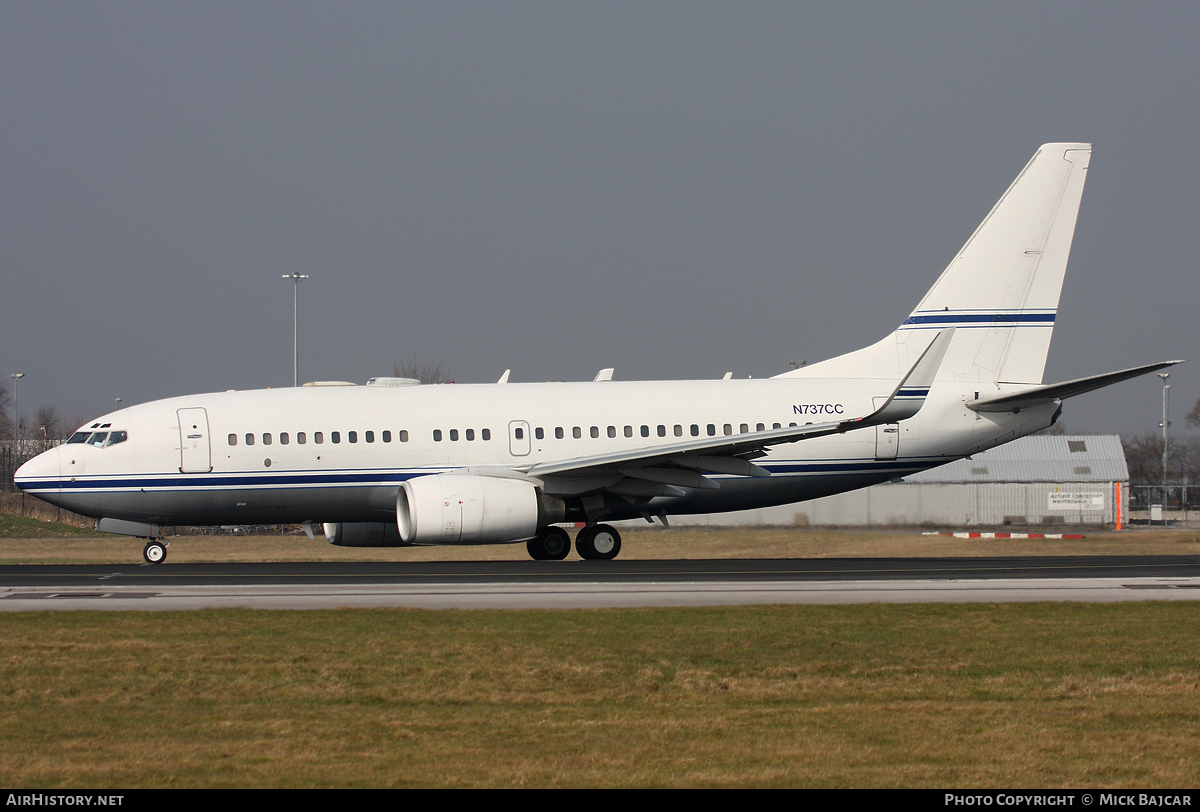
<box><xmin>778</xmin><ymin>143</ymin><xmax>1091</xmax><ymax>385</ymax></box>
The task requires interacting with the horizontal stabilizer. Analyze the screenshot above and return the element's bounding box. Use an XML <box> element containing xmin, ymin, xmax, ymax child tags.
<box><xmin>967</xmin><ymin>360</ymin><xmax>1184</xmax><ymax>413</ymax></box>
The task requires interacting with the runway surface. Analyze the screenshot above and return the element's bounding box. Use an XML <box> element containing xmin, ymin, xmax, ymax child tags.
<box><xmin>3</xmin><ymin>556</ymin><xmax>1200</xmax><ymax>610</ymax></box>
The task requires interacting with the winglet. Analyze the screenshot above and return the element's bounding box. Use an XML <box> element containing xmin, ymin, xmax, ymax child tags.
<box><xmin>844</xmin><ymin>328</ymin><xmax>954</xmax><ymax>429</ymax></box>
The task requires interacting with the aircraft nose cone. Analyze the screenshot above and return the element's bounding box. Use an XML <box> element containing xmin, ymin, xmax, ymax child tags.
<box><xmin>14</xmin><ymin>447</ymin><xmax>61</xmax><ymax>491</ymax></box>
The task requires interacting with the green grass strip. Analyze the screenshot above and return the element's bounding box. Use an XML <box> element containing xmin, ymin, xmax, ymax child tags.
<box><xmin>2</xmin><ymin>603</ymin><xmax>1199</xmax><ymax>787</ymax></box>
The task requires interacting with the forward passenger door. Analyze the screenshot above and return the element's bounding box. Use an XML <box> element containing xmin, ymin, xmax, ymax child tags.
<box><xmin>177</xmin><ymin>408</ymin><xmax>212</xmax><ymax>473</ymax></box>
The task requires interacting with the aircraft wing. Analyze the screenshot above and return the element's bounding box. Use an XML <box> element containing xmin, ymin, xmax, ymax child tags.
<box><xmin>527</xmin><ymin>329</ymin><xmax>954</xmax><ymax>494</ymax></box>
<box><xmin>966</xmin><ymin>360</ymin><xmax>1184</xmax><ymax>413</ymax></box>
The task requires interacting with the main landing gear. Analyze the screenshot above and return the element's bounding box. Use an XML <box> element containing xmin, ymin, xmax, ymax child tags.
<box><xmin>576</xmin><ymin>524</ymin><xmax>622</xmax><ymax>560</ymax></box>
<box><xmin>525</xmin><ymin>524</ymin><xmax>622</xmax><ymax>561</ymax></box>
<box><xmin>527</xmin><ymin>526</ymin><xmax>571</xmax><ymax>560</ymax></box>
<box><xmin>142</xmin><ymin>540</ymin><xmax>168</xmax><ymax>565</ymax></box>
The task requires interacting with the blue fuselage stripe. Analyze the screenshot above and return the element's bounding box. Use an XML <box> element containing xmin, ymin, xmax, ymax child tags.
<box><xmin>17</xmin><ymin>457</ymin><xmax>945</xmax><ymax>494</ymax></box>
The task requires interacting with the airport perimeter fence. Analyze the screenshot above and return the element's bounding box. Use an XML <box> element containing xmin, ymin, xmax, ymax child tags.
<box><xmin>1127</xmin><ymin>483</ymin><xmax>1197</xmax><ymax>524</ymax></box>
<box><xmin>1</xmin><ymin>445</ymin><xmax>32</xmax><ymax>495</ymax></box>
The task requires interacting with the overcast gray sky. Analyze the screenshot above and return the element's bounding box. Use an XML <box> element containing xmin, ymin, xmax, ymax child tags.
<box><xmin>2</xmin><ymin>2</ymin><xmax>1197</xmax><ymax>436</ymax></box>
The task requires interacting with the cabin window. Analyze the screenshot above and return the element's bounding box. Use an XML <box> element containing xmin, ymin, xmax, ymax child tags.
<box><xmin>573</xmin><ymin>426</ymin><xmax>581</xmax><ymax>439</ymax></box>
<box><xmin>657</xmin><ymin>425</ymin><xmax>666</xmax><ymax>437</ymax></box>
<box><xmin>348</xmin><ymin>431</ymin><xmax>357</xmax><ymax>443</ymax></box>
<box><xmin>331</xmin><ymin>431</ymin><xmax>341</xmax><ymax>444</ymax></box>
<box><xmin>535</xmin><ymin>427</ymin><xmax>545</xmax><ymax>440</ymax></box>
<box><xmin>640</xmin><ymin>425</ymin><xmax>649</xmax><ymax>437</ymax></box>
<box><xmin>365</xmin><ymin>431</ymin><xmax>374</xmax><ymax>443</ymax></box>
<box><xmin>280</xmin><ymin>432</ymin><xmax>289</xmax><ymax>445</ymax></box>
<box><xmin>608</xmin><ymin>426</ymin><xmax>616</xmax><ymax>438</ymax></box>
<box><xmin>554</xmin><ymin>427</ymin><xmax>563</xmax><ymax>439</ymax></box>
<box><xmin>466</xmin><ymin>428</ymin><xmax>475</xmax><ymax>441</ymax></box>
<box><xmin>624</xmin><ymin>426</ymin><xmax>633</xmax><ymax>438</ymax></box>
<box><xmin>382</xmin><ymin>431</ymin><xmax>391</xmax><ymax>442</ymax></box>
<box><xmin>298</xmin><ymin>432</ymin><xmax>306</xmax><ymax>444</ymax></box>
<box><xmin>481</xmin><ymin>428</ymin><xmax>490</xmax><ymax>441</ymax></box>
<box><xmin>773</xmin><ymin>423</ymin><xmax>781</xmax><ymax>430</ymax></box>
<box><xmin>400</xmin><ymin>430</ymin><xmax>409</xmax><ymax>442</ymax></box>
<box><xmin>263</xmin><ymin>433</ymin><xmax>272</xmax><ymax>445</ymax></box>
<box><xmin>674</xmin><ymin>425</ymin><xmax>683</xmax><ymax>436</ymax></box>
<box><xmin>228</xmin><ymin>434</ymin><xmax>237</xmax><ymax>446</ymax></box>
<box><xmin>245</xmin><ymin>433</ymin><xmax>255</xmax><ymax>446</ymax></box>
<box><xmin>449</xmin><ymin>429</ymin><xmax>459</xmax><ymax>441</ymax></box>
<box><xmin>691</xmin><ymin>424</ymin><xmax>699</xmax><ymax>436</ymax></box>
<box><xmin>514</xmin><ymin>427</ymin><xmax>524</xmax><ymax>440</ymax></box>
<box><xmin>314</xmin><ymin>432</ymin><xmax>323</xmax><ymax>444</ymax></box>
<box><xmin>707</xmin><ymin>424</ymin><xmax>716</xmax><ymax>436</ymax></box>
<box><xmin>789</xmin><ymin>422</ymin><xmax>797</xmax><ymax>427</ymax></box>
<box><xmin>433</xmin><ymin>430</ymin><xmax>443</xmax><ymax>442</ymax></box>
<box><xmin>756</xmin><ymin>423</ymin><xmax>765</xmax><ymax>432</ymax></box>
<box><xmin>739</xmin><ymin>424</ymin><xmax>748</xmax><ymax>434</ymax></box>
<box><xmin>590</xmin><ymin>426</ymin><xmax>599</xmax><ymax>438</ymax></box>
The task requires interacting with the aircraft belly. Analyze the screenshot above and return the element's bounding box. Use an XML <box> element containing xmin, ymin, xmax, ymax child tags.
<box><xmin>672</xmin><ymin>470</ymin><xmax>903</xmax><ymax>515</ymax></box>
<box><xmin>603</xmin><ymin>460</ymin><xmax>932</xmax><ymax>521</ymax></box>
<box><xmin>50</xmin><ymin>485</ymin><xmax>381</xmax><ymax>526</ymax></box>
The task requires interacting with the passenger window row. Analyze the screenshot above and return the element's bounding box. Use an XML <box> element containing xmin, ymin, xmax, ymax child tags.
<box><xmin>228</xmin><ymin>429</ymin><xmax>413</xmax><ymax>447</ymax></box>
<box><xmin>531</xmin><ymin>422</ymin><xmax>795</xmax><ymax>440</ymax></box>
<box><xmin>431</xmin><ymin>428</ymin><xmax>492</xmax><ymax>442</ymax></box>
<box><xmin>228</xmin><ymin>422</ymin><xmax>800</xmax><ymax>448</ymax></box>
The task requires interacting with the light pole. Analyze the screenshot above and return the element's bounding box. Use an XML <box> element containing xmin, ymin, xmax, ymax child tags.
<box><xmin>9</xmin><ymin>373</ymin><xmax>24</xmax><ymax>444</ymax></box>
<box><xmin>1158</xmin><ymin>372</ymin><xmax>1171</xmax><ymax>512</ymax></box>
<box><xmin>282</xmin><ymin>273</ymin><xmax>310</xmax><ymax>387</ymax></box>
<box><xmin>115</xmin><ymin>397</ymin><xmax>123</xmax><ymax>412</ymax></box>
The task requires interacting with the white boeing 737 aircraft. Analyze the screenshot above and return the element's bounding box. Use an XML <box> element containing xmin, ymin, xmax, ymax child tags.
<box><xmin>15</xmin><ymin>143</ymin><xmax>1180</xmax><ymax>563</ymax></box>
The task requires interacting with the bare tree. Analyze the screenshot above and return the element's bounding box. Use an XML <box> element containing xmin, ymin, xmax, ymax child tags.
<box><xmin>1122</xmin><ymin>431</ymin><xmax>1200</xmax><ymax>485</ymax></box>
<box><xmin>35</xmin><ymin>405</ymin><xmax>62</xmax><ymax>452</ymax></box>
<box><xmin>392</xmin><ymin>358</ymin><xmax>453</xmax><ymax>385</ymax></box>
<box><xmin>1188</xmin><ymin>397</ymin><xmax>1200</xmax><ymax>430</ymax></box>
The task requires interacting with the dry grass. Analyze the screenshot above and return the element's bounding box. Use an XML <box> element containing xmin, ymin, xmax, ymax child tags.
<box><xmin>2</xmin><ymin>604</ymin><xmax>1199</xmax><ymax>787</ymax></box>
<box><xmin>1</xmin><ymin>522</ymin><xmax>1199</xmax><ymax>564</ymax></box>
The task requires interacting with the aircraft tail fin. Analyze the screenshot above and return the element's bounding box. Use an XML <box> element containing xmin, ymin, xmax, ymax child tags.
<box><xmin>777</xmin><ymin>143</ymin><xmax>1092</xmax><ymax>385</ymax></box>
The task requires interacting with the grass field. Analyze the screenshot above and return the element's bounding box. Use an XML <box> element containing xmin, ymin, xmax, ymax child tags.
<box><xmin>4</xmin><ymin>514</ymin><xmax>1200</xmax><ymax>787</ymax></box>
<box><xmin>2</xmin><ymin>603</ymin><xmax>1198</xmax><ymax>788</ymax></box>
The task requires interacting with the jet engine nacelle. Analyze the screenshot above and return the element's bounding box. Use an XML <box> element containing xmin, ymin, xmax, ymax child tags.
<box><xmin>323</xmin><ymin>521</ymin><xmax>412</xmax><ymax>547</ymax></box>
<box><xmin>397</xmin><ymin>474</ymin><xmax>544</xmax><ymax>545</ymax></box>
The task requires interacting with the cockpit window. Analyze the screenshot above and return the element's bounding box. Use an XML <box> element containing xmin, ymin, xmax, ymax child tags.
<box><xmin>106</xmin><ymin>431</ymin><xmax>128</xmax><ymax>447</ymax></box>
<box><xmin>87</xmin><ymin>432</ymin><xmax>108</xmax><ymax>447</ymax></box>
<box><xmin>67</xmin><ymin>432</ymin><xmax>90</xmax><ymax>444</ymax></box>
